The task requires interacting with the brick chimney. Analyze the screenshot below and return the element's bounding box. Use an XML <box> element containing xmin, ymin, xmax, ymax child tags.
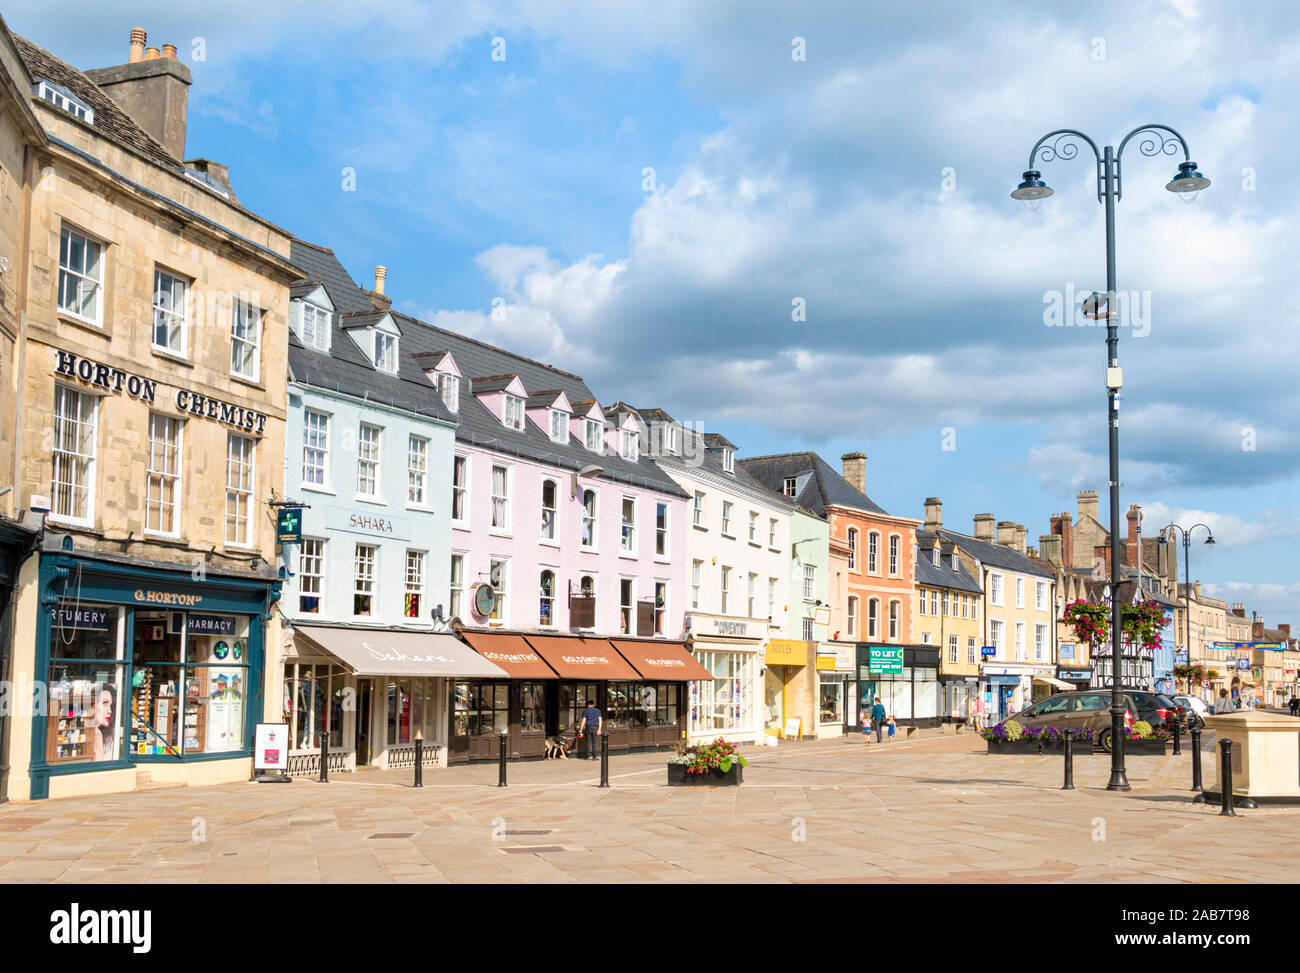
<box><xmin>973</xmin><ymin>513</ymin><xmax>995</xmax><ymax>542</ymax></box>
<box><xmin>1077</xmin><ymin>489</ymin><xmax>1099</xmax><ymax>522</ymax></box>
<box><xmin>1039</xmin><ymin>534</ymin><xmax>1063</xmax><ymax>567</ymax></box>
<box><xmin>923</xmin><ymin>497</ymin><xmax>942</xmax><ymax>532</ymax></box>
<box><xmin>1252</xmin><ymin>619</ymin><xmax>1265</xmax><ymax>639</ymax></box>
<box><xmin>1050</xmin><ymin>512</ymin><xmax>1074</xmax><ymax>568</ymax></box>
<box><xmin>1125</xmin><ymin>504</ymin><xmax>1141</xmax><ymax>569</ymax></box>
<box><xmin>85</xmin><ymin>27</ymin><xmax>193</xmax><ymax>160</ymax></box>
<box><xmin>1280</xmin><ymin>624</ymin><xmax>1291</xmax><ymax>636</ymax></box>
<box><xmin>841</xmin><ymin>452</ymin><xmax>866</xmax><ymax>495</ymax></box>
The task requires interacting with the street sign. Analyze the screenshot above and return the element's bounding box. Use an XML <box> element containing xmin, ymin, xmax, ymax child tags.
<box><xmin>867</xmin><ymin>645</ymin><xmax>904</xmax><ymax>674</ymax></box>
<box><xmin>276</xmin><ymin>507</ymin><xmax>302</xmax><ymax>544</ymax></box>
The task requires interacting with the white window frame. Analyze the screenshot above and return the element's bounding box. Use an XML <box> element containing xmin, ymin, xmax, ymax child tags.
<box><xmin>619</xmin><ymin>577</ymin><xmax>635</xmax><ymax>635</ymax></box>
<box><xmin>451</xmin><ymin>453</ymin><xmax>469</xmax><ymax>525</ymax></box>
<box><xmin>949</xmin><ymin>635</ymin><xmax>959</xmax><ymax>665</ymax></box>
<box><xmin>691</xmin><ymin>560</ymin><xmax>703</xmax><ymax>609</ymax></box>
<box><xmin>768</xmin><ymin>577</ymin><xmax>777</xmax><ymax>621</ymax></box>
<box><xmin>1036</xmin><ymin>580</ymin><xmax>1048</xmax><ymax>612</ymax></box>
<box><xmin>503</xmin><ymin>394</ymin><xmax>525</xmax><ymax>431</ymax></box>
<box><xmin>541</xmin><ymin>478</ymin><xmax>559</xmax><ymax>542</ymax></box>
<box><xmin>1015</xmin><ymin>621</ymin><xmax>1026</xmax><ymax>662</ymax></box>
<box><xmin>585</xmin><ymin>418</ymin><xmax>602</xmax><ymax>452</ymax></box>
<box><xmin>438</xmin><ymin>373</ymin><xmax>459</xmax><ymax>413</ymax></box>
<box><xmin>488</xmin><ymin>557</ymin><xmax>509</xmax><ymax>624</ymax></box>
<box><xmin>374</xmin><ymin>330</ymin><xmax>398</xmax><ymax>373</ymax></box>
<box><xmin>768</xmin><ymin>518</ymin><xmax>778</xmax><ymax>549</ymax></box>
<box><xmin>868</xmin><ymin>532</ymin><xmax>879</xmax><ymax>573</ymax></box>
<box><xmin>693</xmin><ymin>491</ymin><xmax>705</xmax><ymax>529</ymax></box>
<box><xmin>722</xmin><ymin>448</ymin><xmax>734</xmax><ymax>474</ymax></box>
<box><xmin>919</xmin><ymin>589</ymin><xmax>928</xmax><ymax>616</ymax></box>
<box><xmin>449</xmin><ymin>552</ymin><xmax>466</xmax><ymax>620</ymax></box>
<box><xmin>802</xmin><ymin>563</ymin><xmax>815</xmax><ymax>601</ymax></box>
<box><xmin>868</xmin><ymin>599</ymin><xmax>879</xmax><ymax>638</ymax></box>
<box><xmin>230</xmin><ymin>299</ymin><xmax>262</xmax><ymax>382</ymax></box>
<box><xmin>33</xmin><ymin>80</ymin><xmax>94</xmax><ymax>122</ymax></box>
<box><xmin>654</xmin><ymin>581</ymin><xmax>668</xmax><ymax>636</ymax></box>
<box><xmin>550</xmin><ymin>409</ymin><xmax>569</xmax><ymax>444</ymax></box>
<box><xmin>353</xmin><ymin>544</ymin><xmax>378</xmax><ymax>617</ymax></box>
<box><xmin>57</xmin><ymin>226</ymin><xmax>103</xmax><ymax>326</ymax></box>
<box><xmin>581</xmin><ymin>488</ymin><xmax>598</xmax><ymax>550</ymax></box>
<box><xmin>889</xmin><ymin>534</ymin><xmax>900</xmax><ymax>576</ymax></box>
<box><xmin>300</xmin><ymin>301</ymin><xmax>331</xmax><ymax>352</ymax></box>
<box><xmin>407</xmin><ymin>435</ymin><xmax>429</xmax><ymax>506</ymax></box>
<box><xmin>747</xmin><ymin>572</ymin><xmax>757</xmax><ymax>618</ymax></box>
<box><xmin>224</xmin><ymin>434</ymin><xmax>256</xmax><ymax>547</ymax></box>
<box><xmin>145</xmin><ymin>412</ymin><xmax>182</xmax><ymax>538</ymax></box>
<box><xmin>540</xmin><ymin>570</ymin><xmax>556</xmax><ymax>628</ymax></box>
<box><xmin>783</xmin><ymin>477</ymin><xmax>797</xmax><ymax>498</ymax></box>
<box><xmin>655</xmin><ymin>501</ymin><xmax>669</xmax><ymax>558</ymax></box>
<box><xmin>889</xmin><ymin>600</ymin><xmax>900</xmax><ymax>640</ymax></box>
<box><xmin>356</xmin><ymin>423</ymin><xmax>381</xmax><ymax>499</ymax></box>
<box><xmin>302</xmin><ymin>410</ymin><xmax>329</xmax><ymax>489</ymax></box>
<box><xmin>622</xmin><ymin>427</ymin><xmax>639</xmax><ymax>462</ymax></box>
<box><xmin>50</xmin><ymin>385</ymin><xmax>97</xmax><ymax>527</ymax></box>
<box><xmin>1015</xmin><ymin>576</ymin><xmax>1025</xmax><ymax>609</ymax></box>
<box><xmin>847</xmin><ymin>528</ymin><xmax>858</xmax><ymax>570</ymax></box>
<box><xmin>152</xmin><ymin>267</ymin><xmax>188</xmax><ymax>357</ymax></box>
<box><xmin>1035</xmin><ymin>623</ymin><xmax>1047</xmax><ymax>662</ymax></box>
<box><xmin>748</xmin><ymin>510</ymin><xmax>758</xmax><ymax>543</ymax></box>
<box><xmin>298</xmin><ymin>538</ymin><xmax>325</xmax><ymax>614</ymax></box>
<box><xmin>720</xmin><ymin>566</ymin><xmax>732</xmax><ymax>615</ymax></box>
<box><xmin>721</xmin><ymin>501</ymin><xmax>733</xmax><ymax>537</ymax></box>
<box><xmin>620</xmin><ymin>495</ymin><xmax>637</xmax><ymax>553</ymax></box>
<box><xmin>404</xmin><ymin>549</ymin><xmax>426</xmax><ymax>620</ymax></box>
<box><xmin>847</xmin><ymin>596</ymin><xmax>858</xmax><ymax>637</ymax></box>
<box><xmin>490</xmin><ymin>464</ymin><xmax>511</xmax><ymax>533</ymax></box>
<box><xmin>990</xmin><ymin>572</ymin><xmax>1004</xmax><ymax>607</ymax></box>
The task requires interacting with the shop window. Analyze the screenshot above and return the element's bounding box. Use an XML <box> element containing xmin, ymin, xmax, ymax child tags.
<box><xmin>284</xmin><ymin>663</ymin><xmax>345</xmax><ymax>750</ymax></box>
<box><xmin>819</xmin><ymin>677</ymin><xmax>844</xmax><ymax>724</ymax></box>
<box><xmin>386</xmin><ymin>679</ymin><xmax>413</xmax><ymax>745</ymax></box>
<box><xmin>690</xmin><ymin>649</ymin><xmax>753</xmax><ymax>733</ymax></box>
<box><xmin>453</xmin><ymin>682</ymin><xmax>509</xmax><ymax>736</ymax></box>
<box><xmin>559</xmin><ymin>682</ymin><xmax>601</xmax><ymax>735</ymax></box>
<box><xmin>47</xmin><ymin>604</ymin><xmax>125</xmax><ymax>765</ymax></box>
<box><xmin>520</xmin><ymin>681</ymin><xmax>546</xmax><ymax>732</ymax></box>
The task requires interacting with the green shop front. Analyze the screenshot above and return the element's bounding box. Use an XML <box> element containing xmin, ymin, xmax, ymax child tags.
<box><xmin>849</xmin><ymin>643</ymin><xmax>942</xmax><ymax>729</ymax></box>
<box><xmin>26</xmin><ymin>546</ymin><xmax>280</xmax><ymax>800</ymax></box>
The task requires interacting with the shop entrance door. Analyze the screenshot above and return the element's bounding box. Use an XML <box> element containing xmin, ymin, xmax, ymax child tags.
<box><xmin>355</xmin><ymin>679</ymin><xmax>372</xmax><ymax>766</ymax></box>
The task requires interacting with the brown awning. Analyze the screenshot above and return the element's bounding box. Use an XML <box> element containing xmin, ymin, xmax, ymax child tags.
<box><xmin>609</xmin><ymin>639</ymin><xmax>712</xmax><ymax>681</ymax></box>
<box><xmin>523</xmin><ymin>635</ymin><xmax>640</xmax><ymax>680</ymax></box>
<box><xmin>461</xmin><ymin>631</ymin><xmax>558</xmax><ymax>679</ymax></box>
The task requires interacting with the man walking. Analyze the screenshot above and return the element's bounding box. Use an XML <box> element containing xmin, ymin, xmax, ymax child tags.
<box><xmin>1289</xmin><ymin>695</ymin><xmax>1298</xmax><ymax>718</ymax></box>
<box><xmin>870</xmin><ymin>696</ymin><xmax>886</xmax><ymax>744</ymax></box>
<box><xmin>578</xmin><ymin>698</ymin><xmax>603</xmax><ymax>760</ymax></box>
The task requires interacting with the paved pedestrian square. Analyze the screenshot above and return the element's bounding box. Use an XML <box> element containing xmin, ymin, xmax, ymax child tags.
<box><xmin>0</xmin><ymin>733</ymin><xmax>1292</xmax><ymax>884</ymax></box>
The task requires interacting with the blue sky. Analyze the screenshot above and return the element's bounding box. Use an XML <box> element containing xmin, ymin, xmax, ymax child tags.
<box><xmin>11</xmin><ymin>0</ymin><xmax>1299</xmax><ymax>627</ymax></box>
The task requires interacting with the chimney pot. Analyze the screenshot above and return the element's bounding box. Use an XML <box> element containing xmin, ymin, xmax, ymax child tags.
<box><xmin>129</xmin><ymin>27</ymin><xmax>147</xmax><ymax>63</ymax></box>
<box><xmin>162</xmin><ymin>44</ymin><xmax>178</xmax><ymax>61</ymax></box>
<box><xmin>374</xmin><ymin>266</ymin><xmax>387</xmax><ymax>295</ymax></box>
<box><xmin>144</xmin><ymin>46</ymin><xmax>160</xmax><ymax>60</ymax></box>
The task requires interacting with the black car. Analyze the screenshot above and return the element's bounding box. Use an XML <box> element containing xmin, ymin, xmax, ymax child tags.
<box><xmin>1124</xmin><ymin>690</ymin><xmax>1181</xmax><ymax>737</ymax></box>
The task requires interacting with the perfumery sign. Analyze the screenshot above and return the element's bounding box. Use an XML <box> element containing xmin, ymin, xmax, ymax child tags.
<box><xmin>53</xmin><ymin>605</ymin><xmax>110</xmax><ymax>630</ymax></box>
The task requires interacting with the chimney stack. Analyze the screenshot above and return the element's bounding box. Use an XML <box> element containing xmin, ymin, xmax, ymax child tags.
<box><xmin>1279</xmin><ymin>623</ymin><xmax>1291</xmax><ymax>636</ymax></box>
<box><xmin>1125</xmin><ymin>504</ymin><xmax>1141</xmax><ymax>569</ymax></box>
<box><xmin>374</xmin><ymin>266</ymin><xmax>387</xmax><ymax>295</ymax></box>
<box><xmin>129</xmin><ymin>27</ymin><xmax>146</xmax><ymax>63</ymax></box>
<box><xmin>841</xmin><ymin>452</ymin><xmax>866</xmax><ymax>496</ymax></box>
<box><xmin>1013</xmin><ymin>524</ymin><xmax>1027</xmax><ymax>555</ymax></box>
<box><xmin>996</xmin><ymin>520</ymin><xmax>1017</xmax><ymax>548</ymax></box>
<box><xmin>86</xmin><ymin>28</ymin><xmax>193</xmax><ymax>160</ymax></box>
<box><xmin>1050</xmin><ymin>512</ymin><xmax>1075</xmax><ymax>569</ymax></box>
<box><xmin>923</xmin><ymin>497</ymin><xmax>942</xmax><ymax>532</ymax></box>
<box><xmin>1077</xmin><ymin>489</ymin><xmax>1099</xmax><ymax>522</ymax></box>
<box><xmin>1039</xmin><ymin>534</ymin><xmax>1063</xmax><ymax>567</ymax></box>
<box><xmin>973</xmin><ymin>513</ymin><xmax>995</xmax><ymax>542</ymax></box>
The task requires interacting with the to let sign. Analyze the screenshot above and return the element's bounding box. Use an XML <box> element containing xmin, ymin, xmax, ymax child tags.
<box><xmin>868</xmin><ymin>645</ymin><xmax>904</xmax><ymax>674</ymax></box>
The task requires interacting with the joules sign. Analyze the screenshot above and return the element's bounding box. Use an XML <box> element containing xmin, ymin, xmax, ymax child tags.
<box><xmin>55</xmin><ymin>350</ymin><xmax>268</xmax><ymax>434</ymax></box>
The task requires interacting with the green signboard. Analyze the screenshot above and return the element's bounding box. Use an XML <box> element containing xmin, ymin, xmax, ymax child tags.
<box><xmin>867</xmin><ymin>645</ymin><xmax>903</xmax><ymax>675</ymax></box>
<box><xmin>277</xmin><ymin>507</ymin><xmax>302</xmax><ymax>544</ymax></box>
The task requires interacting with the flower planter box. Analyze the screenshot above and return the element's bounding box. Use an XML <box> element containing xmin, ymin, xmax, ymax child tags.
<box><xmin>1120</xmin><ymin>739</ymin><xmax>1169</xmax><ymax>755</ymax></box>
<box><xmin>1039</xmin><ymin>742</ymin><xmax>1099</xmax><ymax>755</ymax></box>
<box><xmin>984</xmin><ymin>740</ymin><xmax>1039</xmax><ymax>754</ymax></box>
<box><xmin>667</xmin><ymin>763</ymin><xmax>743</xmax><ymax>786</ymax></box>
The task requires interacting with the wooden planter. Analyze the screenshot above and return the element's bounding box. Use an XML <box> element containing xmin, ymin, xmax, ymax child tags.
<box><xmin>984</xmin><ymin>740</ymin><xmax>1039</xmax><ymax>754</ymax></box>
<box><xmin>1039</xmin><ymin>740</ymin><xmax>1099</xmax><ymax>755</ymax></box>
<box><xmin>667</xmin><ymin>762</ymin><xmax>743</xmax><ymax>786</ymax></box>
<box><xmin>1121</xmin><ymin>738</ymin><xmax>1169</xmax><ymax>755</ymax></box>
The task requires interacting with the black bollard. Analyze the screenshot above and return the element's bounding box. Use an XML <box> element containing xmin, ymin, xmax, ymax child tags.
<box><xmin>414</xmin><ymin>732</ymin><xmax>423</xmax><ymax>788</ymax></box>
<box><xmin>1172</xmin><ymin>719</ymin><xmax>1182</xmax><ymax>755</ymax></box>
<box><xmin>1062</xmin><ymin>734</ymin><xmax>1074</xmax><ymax>791</ymax></box>
<box><xmin>1218</xmin><ymin>738</ymin><xmax>1236</xmax><ymax>816</ymax></box>
<box><xmin>319</xmin><ymin>730</ymin><xmax>329</xmax><ymax>784</ymax></box>
<box><xmin>1190</xmin><ymin>726</ymin><xmax>1202</xmax><ymax>791</ymax></box>
<box><xmin>498</xmin><ymin>731</ymin><xmax>508</xmax><ymax>787</ymax></box>
<box><xmin>599</xmin><ymin>731</ymin><xmax>610</xmax><ymax>788</ymax></box>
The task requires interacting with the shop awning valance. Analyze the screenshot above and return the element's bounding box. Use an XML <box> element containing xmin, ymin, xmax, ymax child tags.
<box><xmin>1033</xmin><ymin>675</ymin><xmax>1075</xmax><ymax>690</ymax></box>
<box><xmin>461</xmin><ymin>631</ymin><xmax>558</xmax><ymax>679</ymax></box>
<box><xmin>293</xmin><ymin>626</ymin><xmax>508</xmax><ymax>678</ymax></box>
<box><xmin>523</xmin><ymin>635</ymin><xmax>640</xmax><ymax>680</ymax></box>
<box><xmin>608</xmin><ymin>639</ymin><xmax>712</xmax><ymax>681</ymax></box>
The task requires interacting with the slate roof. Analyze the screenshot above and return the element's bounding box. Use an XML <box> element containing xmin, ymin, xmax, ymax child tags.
<box><xmin>472</xmin><ymin>374</ymin><xmax>521</xmax><ymax>394</ymax></box>
<box><xmin>936</xmin><ymin>528</ymin><xmax>1057</xmax><ymax>579</ymax></box>
<box><xmin>914</xmin><ymin>531</ymin><xmax>984</xmax><ymax>594</ymax></box>
<box><xmin>738</xmin><ymin>452</ymin><xmax>889</xmax><ymax>517</ymax></box>
<box><xmin>526</xmin><ymin>390</ymin><xmax>566</xmax><ymax>409</ymax></box>
<box><xmin>288</xmin><ymin>239</ymin><xmax>687</xmax><ymax>498</ymax></box>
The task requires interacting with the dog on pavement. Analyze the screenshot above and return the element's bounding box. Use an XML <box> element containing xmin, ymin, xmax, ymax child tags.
<box><xmin>544</xmin><ymin>734</ymin><xmax>571</xmax><ymax>759</ymax></box>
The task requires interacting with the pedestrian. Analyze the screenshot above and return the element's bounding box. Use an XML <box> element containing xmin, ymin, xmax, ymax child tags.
<box><xmin>861</xmin><ymin>712</ymin><xmax>872</xmax><ymax>742</ymax></box>
<box><xmin>973</xmin><ymin>695</ymin><xmax>985</xmax><ymax>732</ymax></box>
<box><xmin>886</xmin><ymin>716</ymin><xmax>897</xmax><ymax>743</ymax></box>
<box><xmin>578</xmin><ymin>698</ymin><xmax>602</xmax><ymax>760</ymax></box>
<box><xmin>1289</xmin><ymin>695</ymin><xmax>1298</xmax><ymax>717</ymax></box>
<box><xmin>871</xmin><ymin>696</ymin><xmax>886</xmax><ymax>744</ymax></box>
<box><xmin>1214</xmin><ymin>689</ymin><xmax>1236</xmax><ymax>715</ymax></box>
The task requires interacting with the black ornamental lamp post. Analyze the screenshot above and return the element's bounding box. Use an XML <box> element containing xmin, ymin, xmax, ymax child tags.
<box><xmin>1161</xmin><ymin>523</ymin><xmax>1215</xmax><ymax>692</ymax></box>
<box><xmin>1012</xmin><ymin>125</ymin><xmax>1209</xmax><ymax>791</ymax></box>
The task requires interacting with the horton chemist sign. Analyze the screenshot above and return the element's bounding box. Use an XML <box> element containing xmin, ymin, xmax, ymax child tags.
<box><xmin>867</xmin><ymin>645</ymin><xmax>904</xmax><ymax>674</ymax></box>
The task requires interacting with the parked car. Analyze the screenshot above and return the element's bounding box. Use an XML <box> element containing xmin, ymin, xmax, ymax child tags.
<box><xmin>1126</xmin><ymin>690</ymin><xmax>1182</xmax><ymax>737</ymax></box>
<box><xmin>1171</xmin><ymin>693</ymin><xmax>1211</xmax><ymax>728</ymax></box>
<box><xmin>1005</xmin><ymin>689</ymin><xmax>1181</xmax><ymax>751</ymax></box>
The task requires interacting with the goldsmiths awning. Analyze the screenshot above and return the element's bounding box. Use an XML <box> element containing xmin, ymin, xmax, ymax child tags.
<box><xmin>293</xmin><ymin>626</ymin><xmax>508</xmax><ymax>678</ymax></box>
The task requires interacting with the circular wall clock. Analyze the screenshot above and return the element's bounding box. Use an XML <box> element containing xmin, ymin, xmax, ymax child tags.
<box><xmin>473</xmin><ymin>584</ymin><xmax>497</xmax><ymax>617</ymax></box>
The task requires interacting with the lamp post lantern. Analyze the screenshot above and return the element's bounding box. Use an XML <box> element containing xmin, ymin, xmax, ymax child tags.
<box><xmin>1012</xmin><ymin>124</ymin><xmax>1209</xmax><ymax>792</ymax></box>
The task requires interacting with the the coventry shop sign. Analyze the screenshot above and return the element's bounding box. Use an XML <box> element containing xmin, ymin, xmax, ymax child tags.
<box><xmin>55</xmin><ymin>349</ymin><xmax>268</xmax><ymax>434</ymax></box>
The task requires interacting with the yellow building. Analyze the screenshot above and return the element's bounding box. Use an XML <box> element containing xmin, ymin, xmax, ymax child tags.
<box><xmin>913</xmin><ymin>530</ymin><xmax>984</xmax><ymax>723</ymax></box>
<box><xmin>0</xmin><ymin>22</ymin><xmax>300</xmax><ymax>800</ymax></box>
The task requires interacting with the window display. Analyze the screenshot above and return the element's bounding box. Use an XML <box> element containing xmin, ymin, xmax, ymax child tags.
<box><xmin>520</xmin><ymin>682</ymin><xmax>546</xmax><ymax>732</ymax></box>
<box><xmin>558</xmin><ymin>682</ymin><xmax>599</xmax><ymax>734</ymax></box>
<box><xmin>453</xmin><ymin>681</ymin><xmax>509</xmax><ymax>736</ymax></box>
<box><xmin>819</xmin><ymin>675</ymin><xmax>844</xmax><ymax>724</ymax></box>
<box><xmin>690</xmin><ymin>649</ymin><xmax>754</xmax><ymax>733</ymax></box>
<box><xmin>47</xmin><ymin>604</ymin><xmax>125</xmax><ymax>765</ymax></box>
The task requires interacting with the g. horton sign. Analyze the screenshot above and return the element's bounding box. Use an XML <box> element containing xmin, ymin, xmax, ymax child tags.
<box><xmin>133</xmin><ymin>589</ymin><xmax>203</xmax><ymax>606</ymax></box>
<box><xmin>55</xmin><ymin>349</ymin><xmax>268</xmax><ymax>434</ymax></box>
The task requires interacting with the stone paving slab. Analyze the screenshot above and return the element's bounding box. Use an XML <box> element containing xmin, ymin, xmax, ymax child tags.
<box><xmin>0</xmin><ymin>733</ymin><xmax>1296</xmax><ymax>883</ymax></box>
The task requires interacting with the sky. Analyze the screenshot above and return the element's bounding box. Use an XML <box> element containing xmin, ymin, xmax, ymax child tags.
<box><xmin>10</xmin><ymin>0</ymin><xmax>1298</xmax><ymax>628</ymax></box>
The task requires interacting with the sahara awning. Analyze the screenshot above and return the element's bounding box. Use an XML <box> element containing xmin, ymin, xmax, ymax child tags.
<box><xmin>461</xmin><ymin>631</ymin><xmax>558</xmax><ymax>679</ymax></box>
<box><xmin>523</xmin><ymin>635</ymin><xmax>640</xmax><ymax>680</ymax></box>
<box><xmin>608</xmin><ymin>639</ymin><xmax>712</xmax><ymax>681</ymax></box>
<box><xmin>293</xmin><ymin>625</ymin><xmax>508</xmax><ymax>678</ymax></box>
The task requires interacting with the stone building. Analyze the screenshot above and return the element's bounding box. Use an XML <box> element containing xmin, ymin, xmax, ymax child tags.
<box><xmin>0</xmin><ymin>23</ymin><xmax>300</xmax><ymax>800</ymax></box>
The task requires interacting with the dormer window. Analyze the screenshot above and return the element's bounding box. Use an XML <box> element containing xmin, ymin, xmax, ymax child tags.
<box><xmin>621</xmin><ymin>428</ymin><xmax>639</xmax><ymax>462</ymax></box>
<box><xmin>932</xmin><ymin>548</ymin><xmax>940</xmax><ymax>568</ymax></box>
<box><xmin>951</xmin><ymin>553</ymin><xmax>959</xmax><ymax>571</ymax></box>
<box><xmin>503</xmin><ymin>394</ymin><xmax>525</xmax><ymax>431</ymax></box>
<box><xmin>550</xmin><ymin>409</ymin><xmax>568</xmax><ymax>444</ymax></box>
<box><xmin>301</xmin><ymin>302</ymin><xmax>331</xmax><ymax>351</ymax></box>
<box><xmin>374</xmin><ymin>331</ymin><xmax>397</xmax><ymax>373</ymax></box>
<box><xmin>664</xmin><ymin>424</ymin><xmax>677</xmax><ymax>454</ymax></box>
<box><xmin>722</xmin><ymin>448</ymin><xmax>734</xmax><ymax>474</ymax></box>
<box><xmin>585</xmin><ymin>418</ymin><xmax>603</xmax><ymax>452</ymax></box>
<box><xmin>33</xmin><ymin>81</ymin><xmax>94</xmax><ymax>123</ymax></box>
<box><xmin>437</xmin><ymin>373</ymin><xmax>459</xmax><ymax>413</ymax></box>
<box><xmin>783</xmin><ymin>477</ymin><xmax>797</xmax><ymax>497</ymax></box>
